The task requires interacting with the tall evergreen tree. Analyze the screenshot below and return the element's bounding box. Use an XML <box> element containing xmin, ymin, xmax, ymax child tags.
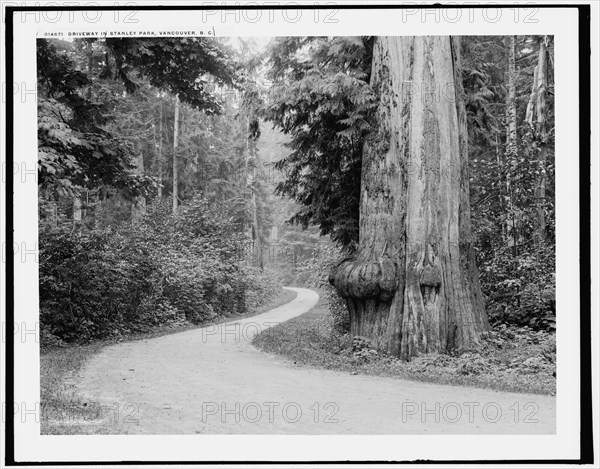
<box><xmin>266</xmin><ymin>36</ymin><xmax>489</xmax><ymax>360</ymax></box>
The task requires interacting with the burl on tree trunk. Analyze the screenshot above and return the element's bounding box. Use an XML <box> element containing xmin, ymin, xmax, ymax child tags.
<box><xmin>330</xmin><ymin>36</ymin><xmax>489</xmax><ymax>361</ymax></box>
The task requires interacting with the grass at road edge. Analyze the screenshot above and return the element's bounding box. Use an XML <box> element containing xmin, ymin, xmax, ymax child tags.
<box><xmin>40</xmin><ymin>287</ymin><xmax>297</xmax><ymax>434</ymax></box>
<box><xmin>253</xmin><ymin>289</ymin><xmax>556</xmax><ymax>396</ymax></box>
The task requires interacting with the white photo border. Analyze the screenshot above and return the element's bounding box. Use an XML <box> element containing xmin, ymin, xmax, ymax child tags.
<box><xmin>2</xmin><ymin>1</ymin><xmax>594</xmax><ymax>464</ymax></box>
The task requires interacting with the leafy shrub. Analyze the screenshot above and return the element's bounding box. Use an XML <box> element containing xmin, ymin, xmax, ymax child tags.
<box><xmin>242</xmin><ymin>266</ymin><xmax>281</xmax><ymax>310</ymax></box>
<box><xmin>455</xmin><ymin>352</ymin><xmax>490</xmax><ymax>375</ymax></box>
<box><xmin>39</xmin><ymin>196</ymin><xmax>280</xmax><ymax>345</ymax></box>
<box><xmin>352</xmin><ymin>336</ymin><xmax>379</xmax><ymax>363</ymax></box>
<box><xmin>40</xmin><ymin>329</ymin><xmax>65</xmax><ymax>348</ymax></box>
<box><xmin>284</xmin><ymin>240</ymin><xmax>352</xmax><ymax>333</ymax></box>
<box><xmin>477</xmin><ymin>243</ymin><xmax>555</xmax><ymax>330</ymax></box>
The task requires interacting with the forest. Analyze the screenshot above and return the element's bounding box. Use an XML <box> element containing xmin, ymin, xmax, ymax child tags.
<box><xmin>38</xmin><ymin>35</ymin><xmax>555</xmax><ymax>378</ymax></box>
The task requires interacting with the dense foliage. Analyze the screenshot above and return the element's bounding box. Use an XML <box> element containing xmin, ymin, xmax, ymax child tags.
<box><xmin>264</xmin><ymin>37</ymin><xmax>374</xmax><ymax>248</ymax></box>
<box><xmin>103</xmin><ymin>37</ymin><xmax>239</xmax><ymax>111</ymax></box>
<box><xmin>462</xmin><ymin>36</ymin><xmax>556</xmax><ymax>329</ymax></box>
<box><xmin>38</xmin><ymin>37</ymin><xmax>280</xmax><ymax>347</ymax></box>
<box><xmin>264</xmin><ymin>35</ymin><xmax>555</xmax><ymax>330</ymax></box>
<box><xmin>37</xmin><ymin>39</ymin><xmax>155</xmax><ymax>198</ymax></box>
<box><xmin>40</xmin><ymin>197</ymin><xmax>279</xmax><ymax>346</ymax></box>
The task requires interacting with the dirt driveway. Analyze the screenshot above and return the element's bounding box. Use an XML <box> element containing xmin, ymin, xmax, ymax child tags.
<box><xmin>71</xmin><ymin>287</ymin><xmax>555</xmax><ymax>434</ymax></box>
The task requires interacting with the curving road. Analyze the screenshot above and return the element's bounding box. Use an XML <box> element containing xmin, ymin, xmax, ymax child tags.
<box><xmin>71</xmin><ymin>287</ymin><xmax>555</xmax><ymax>434</ymax></box>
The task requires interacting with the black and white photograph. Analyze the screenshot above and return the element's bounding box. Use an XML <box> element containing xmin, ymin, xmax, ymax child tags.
<box><xmin>2</xmin><ymin>1</ymin><xmax>596</xmax><ymax>466</ymax></box>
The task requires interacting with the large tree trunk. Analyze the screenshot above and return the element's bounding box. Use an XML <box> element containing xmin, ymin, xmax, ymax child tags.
<box><xmin>172</xmin><ymin>94</ymin><xmax>180</xmax><ymax>212</ymax></box>
<box><xmin>330</xmin><ymin>36</ymin><xmax>489</xmax><ymax>361</ymax></box>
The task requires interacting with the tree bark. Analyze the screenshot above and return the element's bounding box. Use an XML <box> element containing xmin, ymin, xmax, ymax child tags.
<box><xmin>131</xmin><ymin>151</ymin><xmax>146</xmax><ymax>225</ymax></box>
<box><xmin>74</xmin><ymin>44</ymin><xmax>92</xmax><ymax>229</ymax></box>
<box><xmin>172</xmin><ymin>94</ymin><xmax>180</xmax><ymax>212</ymax></box>
<box><xmin>330</xmin><ymin>36</ymin><xmax>489</xmax><ymax>361</ymax></box>
<box><xmin>532</xmin><ymin>36</ymin><xmax>549</xmax><ymax>245</ymax></box>
<box><xmin>247</xmin><ymin>118</ymin><xmax>264</xmax><ymax>270</ymax></box>
<box><xmin>525</xmin><ymin>63</ymin><xmax>539</xmax><ymax>129</ymax></box>
<box><xmin>72</xmin><ymin>195</ymin><xmax>82</xmax><ymax>225</ymax></box>
<box><xmin>506</xmin><ymin>36</ymin><xmax>518</xmax><ymax>158</ymax></box>
<box><xmin>157</xmin><ymin>98</ymin><xmax>164</xmax><ymax>199</ymax></box>
<box><xmin>505</xmin><ymin>36</ymin><xmax>518</xmax><ymax>255</ymax></box>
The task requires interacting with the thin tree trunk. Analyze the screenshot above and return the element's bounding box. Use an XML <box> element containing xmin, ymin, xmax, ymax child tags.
<box><xmin>330</xmin><ymin>36</ymin><xmax>489</xmax><ymax>361</ymax></box>
<box><xmin>45</xmin><ymin>189</ymin><xmax>58</xmax><ymax>228</ymax></box>
<box><xmin>252</xmin><ymin>195</ymin><xmax>263</xmax><ymax>270</ymax></box>
<box><xmin>495</xmin><ymin>133</ymin><xmax>507</xmax><ymax>242</ymax></box>
<box><xmin>94</xmin><ymin>188</ymin><xmax>103</xmax><ymax>229</ymax></box>
<box><xmin>506</xmin><ymin>36</ymin><xmax>518</xmax><ymax>157</ymax></box>
<box><xmin>131</xmin><ymin>151</ymin><xmax>146</xmax><ymax>225</ymax></box>
<box><xmin>172</xmin><ymin>94</ymin><xmax>180</xmax><ymax>212</ymax></box>
<box><xmin>252</xmin><ymin>192</ymin><xmax>263</xmax><ymax>270</ymax></box>
<box><xmin>505</xmin><ymin>35</ymin><xmax>518</xmax><ymax>256</ymax></box>
<box><xmin>533</xmin><ymin>36</ymin><xmax>549</xmax><ymax>245</ymax></box>
<box><xmin>73</xmin><ymin>42</ymin><xmax>92</xmax><ymax>229</ymax></box>
<box><xmin>86</xmin><ymin>45</ymin><xmax>102</xmax><ymax>230</ymax></box>
<box><xmin>525</xmin><ymin>63</ymin><xmax>539</xmax><ymax>129</ymax></box>
<box><xmin>157</xmin><ymin>98</ymin><xmax>163</xmax><ymax>198</ymax></box>
<box><xmin>247</xmin><ymin>118</ymin><xmax>264</xmax><ymax>271</ymax></box>
<box><xmin>73</xmin><ymin>196</ymin><xmax>82</xmax><ymax>224</ymax></box>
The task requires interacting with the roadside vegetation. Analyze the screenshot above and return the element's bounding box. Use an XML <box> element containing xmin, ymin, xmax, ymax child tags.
<box><xmin>41</xmin><ymin>287</ymin><xmax>295</xmax><ymax>434</ymax></box>
<box><xmin>254</xmin><ymin>244</ymin><xmax>556</xmax><ymax>396</ymax></box>
<box><xmin>254</xmin><ymin>289</ymin><xmax>555</xmax><ymax>396</ymax></box>
<box><xmin>40</xmin><ymin>198</ymin><xmax>282</xmax><ymax>348</ymax></box>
